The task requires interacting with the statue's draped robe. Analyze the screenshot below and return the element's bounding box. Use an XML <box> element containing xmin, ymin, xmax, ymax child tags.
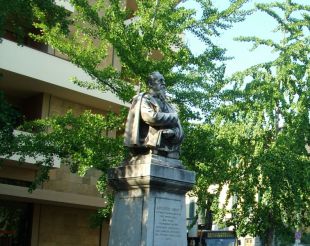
<box><xmin>124</xmin><ymin>93</ymin><xmax>183</xmax><ymax>153</ymax></box>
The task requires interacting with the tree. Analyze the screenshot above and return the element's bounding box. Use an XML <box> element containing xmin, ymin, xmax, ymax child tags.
<box><xmin>181</xmin><ymin>122</ymin><xmax>235</xmax><ymax>230</ymax></box>
<box><xmin>30</xmin><ymin>0</ymin><xmax>249</xmax><ymax>116</ymax></box>
<box><xmin>0</xmin><ymin>0</ymin><xmax>250</xmax><ymax>220</ymax></box>
<box><xmin>0</xmin><ymin>92</ymin><xmax>20</xmax><ymax>158</ymax></box>
<box><xmin>209</xmin><ymin>1</ymin><xmax>310</xmax><ymax>245</ymax></box>
<box><xmin>0</xmin><ymin>0</ymin><xmax>70</xmax><ymax>44</ymax></box>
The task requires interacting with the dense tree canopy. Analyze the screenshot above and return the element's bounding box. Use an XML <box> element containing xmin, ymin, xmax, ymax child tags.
<box><xmin>0</xmin><ymin>92</ymin><xmax>20</xmax><ymax>158</ymax></box>
<box><xmin>0</xmin><ymin>0</ymin><xmax>70</xmax><ymax>44</ymax></box>
<box><xmin>185</xmin><ymin>1</ymin><xmax>309</xmax><ymax>245</ymax></box>
<box><xmin>0</xmin><ymin>0</ymin><xmax>249</xmax><ymax>219</ymax></box>
<box><xmin>29</xmin><ymin>0</ymin><xmax>249</xmax><ymax>118</ymax></box>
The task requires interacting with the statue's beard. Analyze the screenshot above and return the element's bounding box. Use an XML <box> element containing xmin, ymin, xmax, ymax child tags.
<box><xmin>151</xmin><ymin>90</ymin><xmax>166</xmax><ymax>100</ymax></box>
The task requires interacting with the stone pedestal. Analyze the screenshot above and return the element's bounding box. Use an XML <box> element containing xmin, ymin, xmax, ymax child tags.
<box><xmin>107</xmin><ymin>155</ymin><xmax>195</xmax><ymax>246</ymax></box>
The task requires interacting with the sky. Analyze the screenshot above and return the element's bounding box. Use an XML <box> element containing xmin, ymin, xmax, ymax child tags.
<box><xmin>183</xmin><ymin>0</ymin><xmax>308</xmax><ymax>77</ymax></box>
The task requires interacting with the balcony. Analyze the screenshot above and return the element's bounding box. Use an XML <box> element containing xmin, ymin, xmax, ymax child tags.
<box><xmin>0</xmin><ymin>39</ymin><xmax>128</xmax><ymax>113</ymax></box>
<box><xmin>0</xmin><ymin>130</ymin><xmax>61</xmax><ymax>168</ymax></box>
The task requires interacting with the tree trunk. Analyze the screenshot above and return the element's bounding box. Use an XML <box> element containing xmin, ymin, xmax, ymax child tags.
<box><xmin>266</xmin><ymin>227</ymin><xmax>274</xmax><ymax>246</ymax></box>
<box><xmin>261</xmin><ymin>213</ymin><xmax>275</xmax><ymax>246</ymax></box>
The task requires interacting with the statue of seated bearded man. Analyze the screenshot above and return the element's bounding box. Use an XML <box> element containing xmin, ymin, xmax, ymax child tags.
<box><xmin>124</xmin><ymin>71</ymin><xmax>184</xmax><ymax>161</ymax></box>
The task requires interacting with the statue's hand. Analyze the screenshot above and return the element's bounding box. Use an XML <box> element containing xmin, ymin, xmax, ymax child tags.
<box><xmin>162</xmin><ymin>129</ymin><xmax>175</xmax><ymax>138</ymax></box>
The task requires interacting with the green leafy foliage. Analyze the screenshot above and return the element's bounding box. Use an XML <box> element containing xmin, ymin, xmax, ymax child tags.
<box><xmin>208</xmin><ymin>1</ymin><xmax>310</xmax><ymax>245</ymax></box>
<box><xmin>15</xmin><ymin>110</ymin><xmax>127</xmax><ymax>189</ymax></box>
<box><xmin>0</xmin><ymin>0</ymin><xmax>249</xmax><ymax>215</ymax></box>
<box><xmin>0</xmin><ymin>0</ymin><xmax>70</xmax><ymax>44</ymax></box>
<box><xmin>181</xmin><ymin>123</ymin><xmax>234</xmax><ymax>228</ymax></box>
<box><xmin>0</xmin><ymin>91</ymin><xmax>20</xmax><ymax>158</ymax></box>
<box><xmin>28</xmin><ymin>0</ymin><xmax>249</xmax><ymax>118</ymax></box>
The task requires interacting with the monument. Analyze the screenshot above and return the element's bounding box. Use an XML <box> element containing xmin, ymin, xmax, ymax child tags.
<box><xmin>107</xmin><ymin>72</ymin><xmax>196</xmax><ymax>246</ymax></box>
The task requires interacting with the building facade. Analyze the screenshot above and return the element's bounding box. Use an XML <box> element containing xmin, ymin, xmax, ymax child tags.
<box><xmin>0</xmin><ymin>7</ymin><xmax>125</xmax><ymax>245</ymax></box>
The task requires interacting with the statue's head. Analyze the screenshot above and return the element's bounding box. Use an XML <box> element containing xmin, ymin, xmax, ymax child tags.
<box><xmin>147</xmin><ymin>71</ymin><xmax>166</xmax><ymax>98</ymax></box>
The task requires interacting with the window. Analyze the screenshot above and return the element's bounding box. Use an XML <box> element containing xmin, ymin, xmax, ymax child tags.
<box><xmin>0</xmin><ymin>200</ymin><xmax>33</xmax><ymax>246</ymax></box>
<box><xmin>245</xmin><ymin>238</ymin><xmax>253</xmax><ymax>246</ymax></box>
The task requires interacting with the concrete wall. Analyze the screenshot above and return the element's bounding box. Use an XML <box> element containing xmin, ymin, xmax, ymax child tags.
<box><xmin>42</xmin><ymin>94</ymin><xmax>108</xmax><ymax>118</ymax></box>
<box><xmin>0</xmin><ymin>16</ymin><xmax>124</xmax><ymax>245</ymax></box>
<box><xmin>43</xmin><ymin>165</ymin><xmax>102</xmax><ymax>197</ymax></box>
<box><xmin>0</xmin><ymin>39</ymin><xmax>126</xmax><ymax>108</ymax></box>
<box><xmin>0</xmin><ymin>91</ymin><xmax>111</xmax><ymax>246</ymax></box>
<box><xmin>38</xmin><ymin>93</ymin><xmax>110</xmax><ymax>245</ymax></box>
<box><xmin>0</xmin><ymin>162</ymin><xmax>36</xmax><ymax>182</ymax></box>
<box><xmin>32</xmin><ymin>204</ymin><xmax>109</xmax><ymax>246</ymax></box>
<box><xmin>40</xmin><ymin>93</ymin><xmax>113</xmax><ymax>196</ymax></box>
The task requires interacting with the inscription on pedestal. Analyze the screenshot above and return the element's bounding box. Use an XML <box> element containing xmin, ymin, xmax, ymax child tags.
<box><xmin>153</xmin><ymin>198</ymin><xmax>182</xmax><ymax>246</ymax></box>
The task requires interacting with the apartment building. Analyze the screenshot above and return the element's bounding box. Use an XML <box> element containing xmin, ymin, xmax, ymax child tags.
<box><xmin>0</xmin><ymin>1</ymin><xmax>131</xmax><ymax>245</ymax></box>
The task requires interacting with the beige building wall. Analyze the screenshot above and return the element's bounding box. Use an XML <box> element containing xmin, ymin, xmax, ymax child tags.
<box><xmin>31</xmin><ymin>204</ymin><xmax>109</xmax><ymax>246</ymax></box>
<box><xmin>1</xmin><ymin>2</ymin><xmax>127</xmax><ymax>244</ymax></box>
<box><xmin>0</xmin><ymin>162</ymin><xmax>37</xmax><ymax>182</ymax></box>
<box><xmin>39</xmin><ymin>93</ymin><xmax>111</xmax><ymax>245</ymax></box>
<box><xmin>39</xmin><ymin>93</ymin><xmax>115</xmax><ymax>196</ymax></box>
<box><xmin>0</xmin><ymin>164</ymin><xmax>108</xmax><ymax>246</ymax></box>
<box><xmin>0</xmin><ymin>91</ymin><xmax>113</xmax><ymax>246</ymax></box>
<box><xmin>48</xmin><ymin>1</ymin><xmax>122</xmax><ymax>73</ymax></box>
<box><xmin>43</xmin><ymin>165</ymin><xmax>102</xmax><ymax>197</ymax></box>
<box><xmin>41</xmin><ymin>94</ymin><xmax>109</xmax><ymax>118</ymax></box>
